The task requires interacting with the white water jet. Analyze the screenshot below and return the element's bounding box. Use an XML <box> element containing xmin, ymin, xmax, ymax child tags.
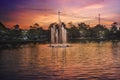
<box><xmin>50</xmin><ymin>11</ymin><xmax>68</xmax><ymax>47</ymax></box>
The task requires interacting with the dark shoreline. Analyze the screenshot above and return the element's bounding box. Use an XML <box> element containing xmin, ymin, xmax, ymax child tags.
<box><xmin>68</xmin><ymin>38</ymin><xmax>120</xmax><ymax>43</ymax></box>
<box><xmin>0</xmin><ymin>40</ymin><xmax>49</xmax><ymax>50</ymax></box>
<box><xmin>0</xmin><ymin>39</ymin><xmax>119</xmax><ymax>51</ymax></box>
<box><xmin>0</xmin><ymin>38</ymin><xmax>120</xmax><ymax>44</ymax></box>
<box><xmin>0</xmin><ymin>40</ymin><xmax>49</xmax><ymax>44</ymax></box>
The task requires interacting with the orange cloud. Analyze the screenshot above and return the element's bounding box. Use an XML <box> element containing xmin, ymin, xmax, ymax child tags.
<box><xmin>1</xmin><ymin>0</ymin><xmax>120</xmax><ymax>29</ymax></box>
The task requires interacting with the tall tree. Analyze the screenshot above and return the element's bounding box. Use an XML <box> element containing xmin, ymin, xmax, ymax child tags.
<box><xmin>110</xmin><ymin>22</ymin><xmax>118</xmax><ymax>39</ymax></box>
<box><xmin>92</xmin><ymin>24</ymin><xmax>109</xmax><ymax>39</ymax></box>
<box><xmin>78</xmin><ymin>23</ymin><xmax>89</xmax><ymax>38</ymax></box>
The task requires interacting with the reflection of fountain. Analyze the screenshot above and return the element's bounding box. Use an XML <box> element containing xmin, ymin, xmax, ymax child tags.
<box><xmin>50</xmin><ymin>11</ymin><xmax>69</xmax><ymax>47</ymax></box>
<box><xmin>51</xmin><ymin>47</ymin><xmax>66</xmax><ymax>79</ymax></box>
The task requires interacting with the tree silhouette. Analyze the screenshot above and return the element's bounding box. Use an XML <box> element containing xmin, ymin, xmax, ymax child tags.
<box><xmin>110</xmin><ymin>22</ymin><xmax>119</xmax><ymax>39</ymax></box>
<box><xmin>78</xmin><ymin>23</ymin><xmax>89</xmax><ymax>38</ymax></box>
<box><xmin>92</xmin><ymin>24</ymin><xmax>109</xmax><ymax>39</ymax></box>
<box><xmin>0</xmin><ymin>22</ymin><xmax>120</xmax><ymax>42</ymax></box>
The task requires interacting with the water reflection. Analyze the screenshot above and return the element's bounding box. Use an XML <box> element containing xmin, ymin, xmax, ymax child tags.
<box><xmin>51</xmin><ymin>47</ymin><xmax>66</xmax><ymax>79</ymax></box>
<box><xmin>112</xmin><ymin>42</ymin><xmax>120</xmax><ymax>72</ymax></box>
<box><xmin>0</xmin><ymin>42</ymin><xmax>120</xmax><ymax>80</ymax></box>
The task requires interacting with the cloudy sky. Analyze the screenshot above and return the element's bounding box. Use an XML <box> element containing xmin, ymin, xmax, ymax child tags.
<box><xmin>0</xmin><ymin>0</ymin><xmax>120</xmax><ymax>29</ymax></box>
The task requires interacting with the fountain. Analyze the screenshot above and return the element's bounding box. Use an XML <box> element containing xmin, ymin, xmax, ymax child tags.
<box><xmin>50</xmin><ymin>11</ymin><xmax>69</xmax><ymax>47</ymax></box>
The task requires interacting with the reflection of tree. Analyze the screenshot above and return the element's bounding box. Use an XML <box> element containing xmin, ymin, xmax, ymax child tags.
<box><xmin>112</xmin><ymin>42</ymin><xmax>120</xmax><ymax>68</ymax></box>
<box><xmin>24</xmin><ymin>43</ymin><xmax>39</xmax><ymax>67</ymax></box>
<box><xmin>96</xmin><ymin>42</ymin><xmax>103</xmax><ymax>64</ymax></box>
<box><xmin>112</xmin><ymin>41</ymin><xmax>120</xmax><ymax>56</ymax></box>
<box><xmin>112</xmin><ymin>41</ymin><xmax>118</xmax><ymax>48</ymax></box>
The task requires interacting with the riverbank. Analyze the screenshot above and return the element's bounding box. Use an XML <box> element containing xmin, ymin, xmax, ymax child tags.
<box><xmin>0</xmin><ymin>38</ymin><xmax>120</xmax><ymax>44</ymax></box>
<box><xmin>0</xmin><ymin>40</ymin><xmax>49</xmax><ymax>44</ymax></box>
<box><xmin>0</xmin><ymin>39</ymin><xmax>118</xmax><ymax>51</ymax></box>
<box><xmin>0</xmin><ymin>40</ymin><xmax>49</xmax><ymax>50</ymax></box>
<box><xmin>68</xmin><ymin>38</ymin><xmax>120</xmax><ymax>43</ymax></box>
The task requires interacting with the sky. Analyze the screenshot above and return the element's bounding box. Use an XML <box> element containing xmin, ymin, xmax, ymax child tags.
<box><xmin>0</xmin><ymin>0</ymin><xmax>120</xmax><ymax>29</ymax></box>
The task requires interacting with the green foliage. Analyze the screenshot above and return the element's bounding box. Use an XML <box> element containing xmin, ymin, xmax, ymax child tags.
<box><xmin>0</xmin><ymin>22</ymin><xmax>120</xmax><ymax>42</ymax></box>
<box><xmin>0</xmin><ymin>22</ymin><xmax>7</xmax><ymax>30</ymax></box>
<box><xmin>78</xmin><ymin>23</ymin><xmax>89</xmax><ymax>38</ymax></box>
<box><xmin>91</xmin><ymin>24</ymin><xmax>109</xmax><ymax>38</ymax></box>
<box><xmin>27</xmin><ymin>23</ymin><xmax>50</xmax><ymax>41</ymax></box>
<box><xmin>27</xmin><ymin>27</ymin><xmax>44</xmax><ymax>40</ymax></box>
<box><xmin>109</xmin><ymin>22</ymin><xmax>119</xmax><ymax>39</ymax></box>
<box><xmin>67</xmin><ymin>25</ymin><xmax>79</xmax><ymax>39</ymax></box>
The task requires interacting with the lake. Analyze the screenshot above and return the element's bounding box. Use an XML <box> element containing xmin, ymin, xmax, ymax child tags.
<box><xmin>0</xmin><ymin>42</ymin><xmax>120</xmax><ymax>80</ymax></box>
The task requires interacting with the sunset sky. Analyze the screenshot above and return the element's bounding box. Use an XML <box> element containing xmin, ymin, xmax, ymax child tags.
<box><xmin>0</xmin><ymin>0</ymin><xmax>120</xmax><ymax>29</ymax></box>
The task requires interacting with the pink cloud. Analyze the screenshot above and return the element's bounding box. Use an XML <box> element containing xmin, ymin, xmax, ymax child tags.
<box><xmin>1</xmin><ymin>0</ymin><xmax>120</xmax><ymax>29</ymax></box>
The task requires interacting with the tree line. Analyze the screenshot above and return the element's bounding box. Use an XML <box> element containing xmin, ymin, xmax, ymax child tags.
<box><xmin>0</xmin><ymin>22</ymin><xmax>50</xmax><ymax>42</ymax></box>
<box><xmin>0</xmin><ymin>22</ymin><xmax>120</xmax><ymax>42</ymax></box>
<box><xmin>67</xmin><ymin>22</ymin><xmax>120</xmax><ymax>40</ymax></box>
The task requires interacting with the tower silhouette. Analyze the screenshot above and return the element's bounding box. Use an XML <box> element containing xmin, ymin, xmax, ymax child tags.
<box><xmin>98</xmin><ymin>13</ymin><xmax>101</xmax><ymax>24</ymax></box>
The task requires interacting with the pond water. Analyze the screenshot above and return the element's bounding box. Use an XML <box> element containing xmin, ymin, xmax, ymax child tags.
<box><xmin>0</xmin><ymin>42</ymin><xmax>120</xmax><ymax>80</ymax></box>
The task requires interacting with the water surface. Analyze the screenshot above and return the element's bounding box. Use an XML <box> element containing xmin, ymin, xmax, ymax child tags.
<box><xmin>0</xmin><ymin>42</ymin><xmax>120</xmax><ymax>80</ymax></box>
